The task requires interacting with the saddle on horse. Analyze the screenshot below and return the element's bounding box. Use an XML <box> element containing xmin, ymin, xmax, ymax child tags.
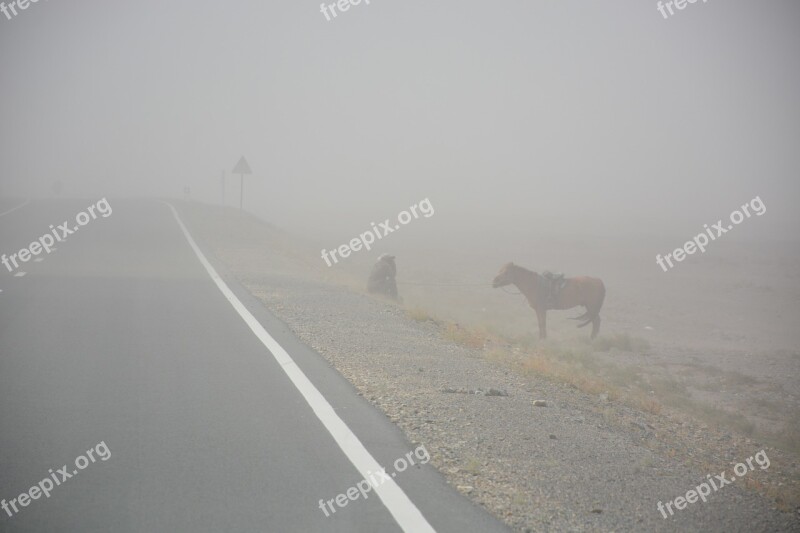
<box><xmin>540</xmin><ymin>270</ymin><xmax>566</xmax><ymax>309</ymax></box>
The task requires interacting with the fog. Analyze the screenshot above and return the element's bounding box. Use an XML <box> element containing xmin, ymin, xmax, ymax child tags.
<box><xmin>1</xmin><ymin>0</ymin><xmax>798</xmax><ymax>244</ymax></box>
<box><xmin>3</xmin><ymin>2</ymin><xmax>800</xmax><ymax>530</ymax></box>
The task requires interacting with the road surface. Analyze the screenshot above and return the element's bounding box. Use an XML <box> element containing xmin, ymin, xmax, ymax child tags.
<box><xmin>0</xmin><ymin>198</ymin><xmax>510</xmax><ymax>533</ymax></box>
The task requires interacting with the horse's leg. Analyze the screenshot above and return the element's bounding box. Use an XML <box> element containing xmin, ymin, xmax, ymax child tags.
<box><xmin>535</xmin><ymin>308</ymin><xmax>547</xmax><ymax>339</ymax></box>
<box><xmin>590</xmin><ymin>314</ymin><xmax>601</xmax><ymax>339</ymax></box>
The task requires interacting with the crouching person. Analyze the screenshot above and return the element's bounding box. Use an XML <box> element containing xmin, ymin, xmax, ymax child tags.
<box><xmin>367</xmin><ymin>254</ymin><xmax>399</xmax><ymax>301</ymax></box>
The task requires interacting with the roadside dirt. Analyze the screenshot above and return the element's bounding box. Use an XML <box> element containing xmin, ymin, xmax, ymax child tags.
<box><xmin>180</xmin><ymin>202</ymin><xmax>800</xmax><ymax>532</ymax></box>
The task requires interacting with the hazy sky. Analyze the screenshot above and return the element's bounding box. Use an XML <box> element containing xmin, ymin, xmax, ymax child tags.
<box><xmin>1</xmin><ymin>0</ymin><xmax>798</xmax><ymax>241</ymax></box>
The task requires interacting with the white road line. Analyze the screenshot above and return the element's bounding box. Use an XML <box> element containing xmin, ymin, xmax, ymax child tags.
<box><xmin>165</xmin><ymin>202</ymin><xmax>436</xmax><ymax>533</ymax></box>
<box><xmin>0</xmin><ymin>199</ymin><xmax>30</xmax><ymax>218</ymax></box>
<box><xmin>13</xmin><ymin>272</ymin><xmax>26</xmax><ymax>277</ymax></box>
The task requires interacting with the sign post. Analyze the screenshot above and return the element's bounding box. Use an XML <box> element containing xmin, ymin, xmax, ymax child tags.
<box><xmin>221</xmin><ymin>170</ymin><xmax>226</xmax><ymax>206</ymax></box>
<box><xmin>232</xmin><ymin>156</ymin><xmax>252</xmax><ymax>210</ymax></box>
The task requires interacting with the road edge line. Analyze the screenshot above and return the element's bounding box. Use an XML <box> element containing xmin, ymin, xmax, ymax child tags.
<box><xmin>0</xmin><ymin>198</ymin><xmax>30</xmax><ymax>217</ymax></box>
<box><xmin>164</xmin><ymin>202</ymin><xmax>436</xmax><ymax>533</ymax></box>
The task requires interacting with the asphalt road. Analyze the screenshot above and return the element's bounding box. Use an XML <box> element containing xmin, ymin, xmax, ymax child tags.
<box><xmin>0</xmin><ymin>198</ymin><xmax>510</xmax><ymax>533</ymax></box>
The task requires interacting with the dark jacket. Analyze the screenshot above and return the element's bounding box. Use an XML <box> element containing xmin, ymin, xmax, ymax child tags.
<box><xmin>367</xmin><ymin>255</ymin><xmax>398</xmax><ymax>300</ymax></box>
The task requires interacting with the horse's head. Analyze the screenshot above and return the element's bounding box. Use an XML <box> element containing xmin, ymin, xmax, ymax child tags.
<box><xmin>492</xmin><ymin>262</ymin><xmax>516</xmax><ymax>288</ymax></box>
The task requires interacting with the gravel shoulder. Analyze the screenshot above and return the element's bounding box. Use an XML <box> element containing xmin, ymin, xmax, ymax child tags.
<box><xmin>179</xmin><ymin>202</ymin><xmax>799</xmax><ymax>532</ymax></box>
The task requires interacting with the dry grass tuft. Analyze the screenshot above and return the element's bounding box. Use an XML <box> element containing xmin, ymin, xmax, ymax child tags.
<box><xmin>592</xmin><ymin>333</ymin><xmax>651</xmax><ymax>353</ymax></box>
<box><xmin>520</xmin><ymin>353</ymin><xmax>619</xmax><ymax>399</ymax></box>
<box><xmin>485</xmin><ymin>348</ymin><xmax>513</xmax><ymax>364</ymax></box>
<box><xmin>407</xmin><ymin>307</ymin><xmax>436</xmax><ymax>323</ymax></box>
<box><xmin>630</xmin><ymin>395</ymin><xmax>663</xmax><ymax>415</ymax></box>
<box><xmin>463</xmin><ymin>457</ymin><xmax>482</xmax><ymax>475</ymax></box>
<box><xmin>443</xmin><ymin>323</ymin><xmax>488</xmax><ymax>350</ymax></box>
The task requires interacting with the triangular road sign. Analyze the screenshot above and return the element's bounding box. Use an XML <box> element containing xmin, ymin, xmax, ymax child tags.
<box><xmin>233</xmin><ymin>156</ymin><xmax>252</xmax><ymax>175</ymax></box>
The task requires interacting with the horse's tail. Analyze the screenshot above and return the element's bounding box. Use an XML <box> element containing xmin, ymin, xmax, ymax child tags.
<box><xmin>576</xmin><ymin>280</ymin><xmax>605</xmax><ymax>328</ymax></box>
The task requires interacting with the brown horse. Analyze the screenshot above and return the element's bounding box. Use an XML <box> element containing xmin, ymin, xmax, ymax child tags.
<box><xmin>492</xmin><ymin>262</ymin><xmax>606</xmax><ymax>339</ymax></box>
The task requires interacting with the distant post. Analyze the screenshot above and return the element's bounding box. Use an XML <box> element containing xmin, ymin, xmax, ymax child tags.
<box><xmin>232</xmin><ymin>156</ymin><xmax>252</xmax><ymax>210</ymax></box>
<box><xmin>221</xmin><ymin>170</ymin><xmax>226</xmax><ymax>206</ymax></box>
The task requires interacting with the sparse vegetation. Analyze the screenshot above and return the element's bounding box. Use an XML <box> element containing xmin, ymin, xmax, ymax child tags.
<box><xmin>419</xmin><ymin>308</ymin><xmax>798</xmax><ymax>464</ymax></box>
<box><xmin>485</xmin><ymin>348</ymin><xmax>513</xmax><ymax>364</ymax></box>
<box><xmin>511</xmin><ymin>492</ymin><xmax>528</xmax><ymax>507</ymax></box>
<box><xmin>521</xmin><ymin>354</ymin><xmax>611</xmax><ymax>396</ymax></box>
<box><xmin>592</xmin><ymin>333</ymin><xmax>651</xmax><ymax>353</ymax></box>
<box><xmin>629</xmin><ymin>395</ymin><xmax>663</xmax><ymax>415</ymax></box>
<box><xmin>393</xmin><ymin>299</ymin><xmax>799</xmax><ymax>517</ymax></box>
<box><xmin>442</xmin><ymin>323</ymin><xmax>487</xmax><ymax>351</ymax></box>
<box><xmin>406</xmin><ymin>307</ymin><xmax>436</xmax><ymax>323</ymax></box>
<box><xmin>721</xmin><ymin>371</ymin><xmax>758</xmax><ymax>387</ymax></box>
<box><xmin>463</xmin><ymin>457</ymin><xmax>482</xmax><ymax>476</ymax></box>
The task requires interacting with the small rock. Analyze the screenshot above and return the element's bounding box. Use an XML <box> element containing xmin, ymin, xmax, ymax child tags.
<box><xmin>591</xmin><ymin>508</ymin><xmax>603</xmax><ymax>514</ymax></box>
<box><xmin>533</xmin><ymin>400</ymin><xmax>548</xmax><ymax>407</ymax></box>
<box><xmin>457</xmin><ymin>485</ymin><xmax>474</xmax><ymax>494</ymax></box>
<box><xmin>486</xmin><ymin>388</ymin><xmax>508</xmax><ymax>397</ymax></box>
<box><xmin>549</xmin><ymin>434</ymin><xmax>557</xmax><ymax>440</ymax></box>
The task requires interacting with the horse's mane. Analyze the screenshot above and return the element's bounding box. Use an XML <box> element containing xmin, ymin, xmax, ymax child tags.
<box><xmin>510</xmin><ymin>263</ymin><xmax>537</xmax><ymax>277</ymax></box>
